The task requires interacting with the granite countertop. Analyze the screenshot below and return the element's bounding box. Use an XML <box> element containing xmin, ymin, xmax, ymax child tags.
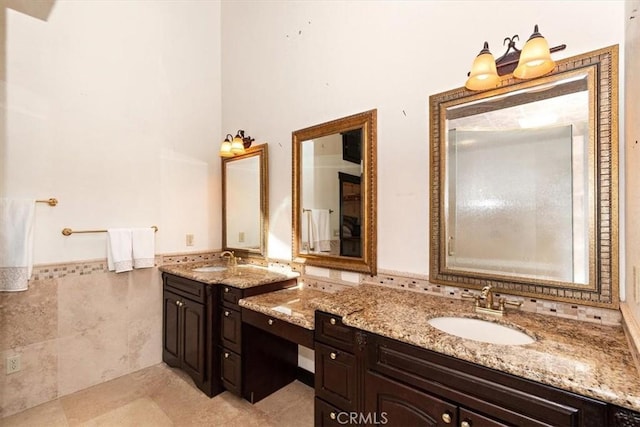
<box><xmin>309</xmin><ymin>284</ymin><xmax>640</xmax><ymax>412</ymax></box>
<box><xmin>238</xmin><ymin>285</ymin><xmax>327</xmax><ymax>330</ymax></box>
<box><xmin>159</xmin><ymin>262</ymin><xmax>299</xmax><ymax>289</ymax></box>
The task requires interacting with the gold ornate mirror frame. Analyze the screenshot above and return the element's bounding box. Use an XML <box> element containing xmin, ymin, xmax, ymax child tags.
<box><xmin>222</xmin><ymin>144</ymin><xmax>269</xmax><ymax>259</ymax></box>
<box><xmin>292</xmin><ymin>110</ymin><xmax>377</xmax><ymax>275</ymax></box>
<box><xmin>429</xmin><ymin>46</ymin><xmax>618</xmax><ymax>308</ymax></box>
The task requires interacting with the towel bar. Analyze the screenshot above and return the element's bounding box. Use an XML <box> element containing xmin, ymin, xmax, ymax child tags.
<box><xmin>303</xmin><ymin>208</ymin><xmax>333</xmax><ymax>213</ymax></box>
<box><xmin>36</xmin><ymin>198</ymin><xmax>58</xmax><ymax>206</ymax></box>
<box><xmin>62</xmin><ymin>225</ymin><xmax>158</xmax><ymax>236</ymax></box>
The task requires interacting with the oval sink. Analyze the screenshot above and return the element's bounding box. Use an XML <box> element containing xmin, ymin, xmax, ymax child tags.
<box><xmin>428</xmin><ymin>317</ymin><xmax>535</xmax><ymax>345</ymax></box>
<box><xmin>192</xmin><ymin>266</ymin><xmax>227</xmax><ymax>273</ymax></box>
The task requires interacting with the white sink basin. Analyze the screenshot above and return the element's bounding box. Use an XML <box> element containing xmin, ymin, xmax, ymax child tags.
<box><xmin>428</xmin><ymin>317</ymin><xmax>535</xmax><ymax>345</ymax></box>
<box><xmin>192</xmin><ymin>266</ymin><xmax>227</xmax><ymax>273</ymax></box>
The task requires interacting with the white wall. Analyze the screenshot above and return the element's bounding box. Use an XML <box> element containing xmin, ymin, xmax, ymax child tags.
<box><xmin>221</xmin><ymin>0</ymin><xmax>625</xmax><ymax>275</ymax></box>
<box><xmin>2</xmin><ymin>0</ymin><xmax>222</xmax><ymax>264</ymax></box>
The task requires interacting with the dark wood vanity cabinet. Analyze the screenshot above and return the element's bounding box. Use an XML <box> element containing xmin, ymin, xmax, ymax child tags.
<box><xmin>312</xmin><ymin>313</ymin><xmax>632</xmax><ymax>427</ymax></box>
<box><xmin>162</xmin><ymin>273</ymin><xmax>218</xmax><ymax>396</ymax></box>
<box><xmin>314</xmin><ymin>311</ymin><xmax>365</xmax><ymax>426</ymax></box>
<box><xmin>218</xmin><ymin>278</ymin><xmax>298</xmax><ymax>402</ymax></box>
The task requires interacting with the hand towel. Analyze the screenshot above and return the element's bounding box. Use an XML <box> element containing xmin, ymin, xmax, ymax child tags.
<box><xmin>132</xmin><ymin>228</ymin><xmax>155</xmax><ymax>269</ymax></box>
<box><xmin>0</xmin><ymin>198</ymin><xmax>35</xmax><ymax>291</ymax></box>
<box><xmin>301</xmin><ymin>210</ymin><xmax>315</xmax><ymax>251</ymax></box>
<box><xmin>107</xmin><ymin>228</ymin><xmax>133</xmax><ymax>273</ymax></box>
<box><xmin>311</xmin><ymin>209</ymin><xmax>331</xmax><ymax>252</ymax></box>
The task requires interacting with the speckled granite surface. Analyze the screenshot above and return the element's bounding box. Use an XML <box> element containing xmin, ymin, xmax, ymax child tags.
<box><xmin>159</xmin><ymin>262</ymin><xmax>299</xmax><ymax>289</ymax></box>
<box><xmin>238</xmin><ymin>286</ymin><xmax>327</xmax><ymax>330</ymax></box>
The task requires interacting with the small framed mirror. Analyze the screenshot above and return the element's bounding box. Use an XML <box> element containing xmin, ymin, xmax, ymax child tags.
<box><xmin>222</xmin><ymin>144</ymin><xmax>268</xmax><ymax>258</ymax></box>
<box><xmin>292</xmin><ymin>110</ymin><xmax>377</xmax><ymax>275</ymax></box>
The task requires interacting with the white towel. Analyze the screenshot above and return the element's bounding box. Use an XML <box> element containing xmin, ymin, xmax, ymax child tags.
<box><xmin>132</xmin><ymin>228</ymin><xmax>155</xmax><ymax>269</ymax></box>
<box><xmin>107</xmin><ymin>228</ymin><xmax>133</xmax><ymax>273</ymax></box>
<box><xmin>301</xmin><ymin>211</ymin><xmax>315</xmax><ymax>251</ymax></box>
<box><xmin>0</xmin><ymin>198</ymin><xmax>35</xmax><ymax>292</ymax></box>
<box><xmin>311</xmin><ymin>209</ymin><xmax>331</xmax><ymax>252</ymax></box>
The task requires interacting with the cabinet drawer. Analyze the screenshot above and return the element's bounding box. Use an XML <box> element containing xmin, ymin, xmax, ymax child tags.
<box><xmin>220</xmin><ymin>347</ymin><xmax>241</xmax><ymax>395</ymax></box>
<box><xmin>315</xmin><ymin>311</ymin><xmax>355</xmax><ymax>352</ymax></box>
<box><xmin>221</xmin><ymin>285</ymin><xmax>242</xmax><ymax>306</ymax></box>
<box><xmin>163</xmin><ymin>273</ymin><xmax>206</xmax><ymax>304</ymax></box>
<box><xmin>460</xmin><ymin>408</ymin><xmax>510</xmax><ymax>427</ymax></box>
<box><xmin>242</xmin><ymin>308</ymin><xmax>314</xmax><ymax>349</ymax></box>
<box><xmin>315</xmin><ymin>397</ymin><xmax>344</xmax><ymax>427</ymax></box>
<box><xmin>368</xmin><ymin>334</ymin><xmax>596</xmax><ymax>427</ymax></box>
<box><xmin>315</xmin><ymin>342</ymin><xmax>357</xmax><ymax>411</ymax></box>
<box><xmin>221</xmin><ymin>307</ymin><xmax>242</xmax><ymax>354</ymax></box>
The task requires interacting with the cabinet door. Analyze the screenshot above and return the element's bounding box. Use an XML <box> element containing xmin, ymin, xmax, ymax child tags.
<box><xmin>181</xmin><ymin>298</ymin><xmax>206</xmax><ymax>385</ymax></box>
<box><xmin>365</xmin><ymin>372</ymin><xmax>458</xmax><ymax>427</ymax></box>
<box><xmin>221</xmin><ymin>348</ymin><xmax>241</xmax><ymax>395</ymax></box>
<box><xmin>221</xmin><ymin>307</ymin><xmax>242</xmax><ymax>354</ymax></box>
<box><xmin>162</xmin><ymin>291</ymin><xmax>181</xmax><ymax>367</ymax></box>
<box><xmin>315</xmin><ymin>342</ymin><xmax>357</xmax><ymax>411</ymax></box>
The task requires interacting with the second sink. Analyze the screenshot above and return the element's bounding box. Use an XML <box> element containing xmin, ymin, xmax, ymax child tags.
<box><xmin>192</xmin><ymin>266</ymin><xmax>227</xmax><ymax>273</ymax></box>
<box><xmin>428</xmin><ymin>317</ymin><xmax>535</xmax><ymax>345</ymax></box>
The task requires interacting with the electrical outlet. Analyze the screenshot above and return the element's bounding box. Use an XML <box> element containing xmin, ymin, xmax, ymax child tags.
<box><xmin>6</xmin><ymin>355</ymin><xmax>20</xmax><ymax>374</ymax></box>
<box><xmin>186</xmin><ymin>234</ymin><xmax>194</xmax><ymax>246</ymax></box>
<box><xmin>238</xmin><ymin>231</ymin><xmax>245</xmax><ymax>243</ymax></box>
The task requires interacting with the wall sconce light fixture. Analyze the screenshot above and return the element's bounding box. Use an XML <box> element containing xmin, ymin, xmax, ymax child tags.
<box><xmin>465</xmin><ymin>25</ymin><xmax>566</xmax><ymax>91</ymax></box>
<box><xmin>219</xmin><ymin>130</ymin><xmax>254</xmax><ymax>157</ymax></box>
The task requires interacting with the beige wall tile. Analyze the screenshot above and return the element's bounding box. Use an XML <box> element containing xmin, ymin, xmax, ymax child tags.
<box><xmin>0</xmin><ymin>279</ymin><xmax>58</xmax><ymax>351</ymax></box>
<box><xmin>127</xmin><ymin>314</ymin><xmax>162</xmax><ymax>372</ymax></box>
<box><xmin>57</xmin><ymin>272</ymin><xmax>128</xmax><ymax>338</ymax></box>
<box><xmin>0</xmin><ymin>340</ymin><xmax>58</xmax><ymax>418</ymax></box>
<box><xmin>127</xmin><ymin>268</ymin><xmax>162</xmax><ymax>322</ymax></box>
<box><xmin>57</xmin><ymin>323</ymin><xmax>128</xmax><ymax>396</ymax></box>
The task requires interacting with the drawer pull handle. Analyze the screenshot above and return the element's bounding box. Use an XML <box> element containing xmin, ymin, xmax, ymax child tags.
<box><xmin>224</xmin><ymin>311</ymin><xmax>230</xmax><ymax>317</ymax></box>
<box><xmin>224</xmin><ymin>352</ymin><xmax>229</xmax><ymax>359</ymax></box>
<box><xmin>442</xmin><ymin>412</ymin><xmax>452</xmax><ymax>424</ymax></box>
<box><xmin>330</xmin><ymin>318</ymin><xmax>336</xmax><ymax>325</ymax></box>
<box><xmin>330</xmin><ymin>412</ymin><xmax>336</xmax><ymax>420</ymax></box>
<box><xmin>224</xmin><ymin>287</ymin><xmax>230</xmax><ymax>293</ymax></box>
<box><xmin>268</xmin><ymin>319</ymin><xmax>274</xmax><ymax>325</ymax></box>
<box><xmin>461</xmin><ymin>421</ymin><xmax>471</xmax><ymax>427</ymax></box>
<box><xmin>175</xmin><ymin>300</ymin><xmax>180</xmax><ymax>306</ymax></box>
<box><xmin>330</xmin><ymin>352</ymin><xmax>337</xmax><ymax>360</ymax></box>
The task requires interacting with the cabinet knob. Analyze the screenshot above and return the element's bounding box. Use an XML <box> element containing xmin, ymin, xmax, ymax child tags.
<box><xmin>461</xmin><ymin>421</ymin><xmax>471</xmax><ymax>427</ymax></box>
<box><xmin>441</xmin><ymin>412</ymin><xmax>452</xmax><ymax>424</ymax></box>
<box><xmin>224</xmin><ymin>352</ymin><xmax>229</xmax><ymax>359</ymax></box>
<box><xmin>330</xmin><ymin>318</ymin><xmax>336</xmax><ymax>325</ymax></box>
<box><xmin>330</xmin><ymin>352</ymin><xmax>337</xmax><ymax>360</ymax></box>
<box><xmin>175</xmin><ymin>300</ymin><xmax>180</xmax><ymax>306</ymax></box>
<box><xmin>330</xmin><ymin>412</ymin><xmax>336</xmax><ymax>420</ymax></box>
<box><xmin>268</xmin><ymin>319</ymin><xmax>274</xmax><ymax>325</ymax></box>
<box><xmin>224</xmin><ymin>287</ymin><xmax>229</xmax><ymax>293</ymax></box>
<box><xmin>224</xmin><ymin>311</ymin><xmax>230</xmax><ymax>317</ymax></box>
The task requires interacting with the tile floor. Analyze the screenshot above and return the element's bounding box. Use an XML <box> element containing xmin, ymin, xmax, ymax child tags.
<box><xmin>1</xmin><ymin>363</ymin><xmax>314</xmax><ymax>426</ymax></box>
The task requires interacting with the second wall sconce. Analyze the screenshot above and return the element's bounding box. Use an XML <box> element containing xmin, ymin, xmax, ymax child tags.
<box><xmin>465</xmin><ymin>25</ymin><xmax>566</xmax><ymax>91</ymax></box>
<box><xmin>219</xmin><ymin>130</ymin><xmax>255</xmax><ymax>157</ymax></box>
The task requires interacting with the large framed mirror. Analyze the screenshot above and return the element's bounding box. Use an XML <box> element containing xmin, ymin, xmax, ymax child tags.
<box><xmin>222</xmin><ymin>144</ymin><xmax>268</xmax><ymax>258</ymax></box>
<box><xmin>430</xmin><ymin>45</ymin><xmax>618</xmax><ymax>308</ymax></box>
<box><xmin>293</xmin><ymin>110</ymin><xmax>377</xmax><ymax>275</ymax></box>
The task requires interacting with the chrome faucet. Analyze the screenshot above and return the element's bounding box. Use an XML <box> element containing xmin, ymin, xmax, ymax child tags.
<box><xmin>220</xmin><ymin>250</ymin><xmax>237</xmax><ymax>267</ymax></box>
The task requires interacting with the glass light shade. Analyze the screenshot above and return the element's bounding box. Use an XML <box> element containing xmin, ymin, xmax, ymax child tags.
<box><xmin>219</xmin><ymin>139</ymin><xmax>234</xmax><ymax>157</ymax></box>
<box><xmin>231</xmin><ymin>136</ymin><xmax>245</xmax><ymax>154</ymax></box>
<box><xmin>465</xmin><ymin>44</ymin><xmax>500</xmax><ymax>91</ymax></box>
<box><xmin>513</xmin><ymin>29</ymin><xmax>555</xmax><ymax>79</ymax></box>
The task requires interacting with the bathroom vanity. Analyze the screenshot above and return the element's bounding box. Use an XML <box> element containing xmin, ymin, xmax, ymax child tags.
<box><xmin>160</xmin><ymin>263</ymin><xmax>298</xmax><ymax>398</ymax></box>
<box><xmin>310</xmin><ymin>285</ymin><xmax>640</xmax><ymax>427</ymax></box>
